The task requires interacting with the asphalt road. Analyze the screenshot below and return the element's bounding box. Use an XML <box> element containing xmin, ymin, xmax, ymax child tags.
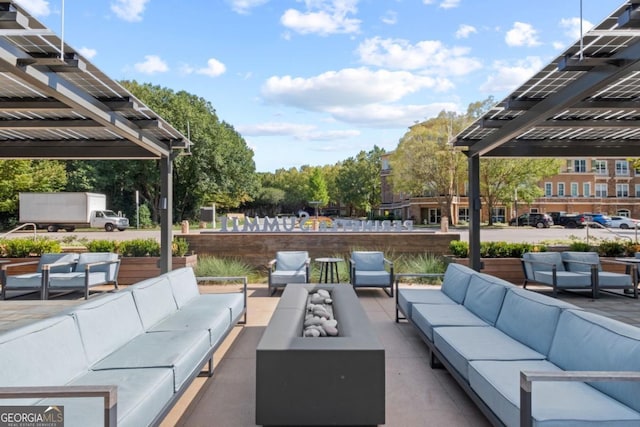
<box><xmin>7</xmin><ymin>225</ymin><xmax>639</xmax><ymax>244</ymax></box>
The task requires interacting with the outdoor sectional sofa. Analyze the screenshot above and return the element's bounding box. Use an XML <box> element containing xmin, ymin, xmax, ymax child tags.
<box><xmin>0</xmin><ymin>267</ymin><xmax>246</xmax><ymax>427</ymax></box>
<box><xmin>396</xmin><ymin>262</ymin><xmax>640</xmax><ymax>427</ymax></box>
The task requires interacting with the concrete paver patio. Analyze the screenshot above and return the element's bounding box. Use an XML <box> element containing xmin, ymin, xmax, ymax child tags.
<box><xmin>1</xmin><ymin>282</ymin><xmax>639</xmax><ymax>426</ymax></box>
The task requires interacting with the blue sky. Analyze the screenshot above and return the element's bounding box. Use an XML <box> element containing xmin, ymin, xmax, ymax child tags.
<box><xmin>16</xmin><ymin>0</ymin><xmax>624</xmax><ymax>172</ymax></box>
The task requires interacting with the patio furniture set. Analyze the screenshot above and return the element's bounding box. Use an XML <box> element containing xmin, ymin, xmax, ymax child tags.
<box><xmin>1</xmin><ymin>252</ymin><xmax>120</xmax><ymax>300</ymax></box>
<box><xmin>267</xmin><ymin>250</ymin><xmax>394</xmax><ymax>296</ymax></box>
<box><xmin>396</xmin><ymin>262</ymin><xmax>640</xmax><ymax>426</ymax></box>
<box><xmin>0</xmin><ymin>267</ymin><xmax>247</xmax><ymax>427</ymax></box>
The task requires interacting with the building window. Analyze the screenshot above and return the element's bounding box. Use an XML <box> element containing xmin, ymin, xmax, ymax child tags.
<box><xmin>616</xmin><ymin>160</ymin><xmax>629</xmax><ymax>176</ymax></box>
<box><xmin>616</xmin><ymin>183</ymin><xmax>629</xmax><ymax>197</ymax></box>
<box><xmin>595</xmin><ymin>183</ymin><xmax>608</xmax><ymax>197</ymax></box>
<box><xmin>544</xmin><ymin>182</ymin><xmax>552</xmax><ymax>196</ymax></box>
<box><xmin>573</xmin><ymin>159</ymin><xmax>587</xmax><ymax>173</ymax></box>
<box><xmin>636</xmin><ymin>184</ymin><xmax>640</xmax><ymax>197</ymax></box>
<box><xmin>557</xmin><ymin>183</ymin><xmax>565</xmax><ymax>197</ymax></box>
<box><xmin>570</xmin><ymin>182</ymin><xmax>578</xmax><ymax>197</ymax></box>
<box><xmin>617</xmin><ymin>209</ymin><xmax>631</xmax><ymax>217</ymax></box>
<box><xmin>594</xmin><ymin>160</ymin><xmax>607</xmax><ymax>175</ymax></box>
<box><xmin>458</xmin><ymin>207</ymin><xmax>469</xmax><ymax>223</ymax></box>
<box><xmin>491</xmin><ymin>207</ymin><xmax>506</xmax><ymax>223</ymax></box>
<box><xmin>583</xmin><ymin>182</ymin><xmax>591</xmax><ymax>197</ymax></box>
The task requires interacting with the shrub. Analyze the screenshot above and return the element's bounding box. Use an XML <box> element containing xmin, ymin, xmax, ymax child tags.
<box><xmin>596</xmin><ymin>240</ymin><xmax>627</xmax><ymax>257</ymax></box>
<box><xmin>395</xmin><ymin>253</ymin><xmax>446</xmax><ymax>284</ymax></box>
<box><xmin>117</xmin><ymin>238</ymin><xmax>160</xmax><ymax>257</ymax></box>
<box><xmin>448</xmin><ymin>241</ymin><xmax>547</xmax><ymax>258</ymax></box>
<box><xmin>195</xmin><ymin>255</ymin><xmax>259</xmax><ymax>282</ymax></box>
<box><xmin>568</xmin><ymin>241</ymin><xmax>593</xmax><ymax>252</ymax></box>
<box><xmin>0</xmin><ymin>238</ymin><xmax>61</xmax><ymax>257</ymax></box>
<box><xmin>172</xmin><ymin>238</ymin><xmax>189</xmax><ymax>257</ymax></box>
<box><xmin>85</xmin><ymin>239</ymin><xmax>118</xmax><ymax>253</ymax></box>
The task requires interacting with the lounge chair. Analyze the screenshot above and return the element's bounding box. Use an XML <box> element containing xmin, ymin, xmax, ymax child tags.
<box><xmin>267</xmin><ymin>251</ymin><xmax>310</xmax><ymax>296</ymax></box>
<box><xmin>561</xmin><ymin>251</ymin><xmax>637</xmax><ymax>298</ymax></box>
<box><xmin>46</xmin><ymin>252</ymin><xmax>120</xmax><ymax>299</ymax></box>
<box><xmin>1</xmin><ymin>253</ymin><xmax>79</xmax><ymax>300</ymax></box>
<box><xmin>349</xmin><ymin>251</ymin><xmax>394</xmax><ymax>297</ymax></box>
<box><xmin>521</xmin><ymin>252</ymin><xmax>595</xmax><ymax>298</ymax></box>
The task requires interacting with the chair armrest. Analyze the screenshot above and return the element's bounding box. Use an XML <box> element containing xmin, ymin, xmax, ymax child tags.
<box><xmin>41</xmin><ymin>260</ymin><xmax>78</xmax><ymax>271</ymax></box>
<box><xmin>267</xmin><ymin>259</ymin><xmax>276</xmax><ymax>270</ymax></box>
<box><xmin>82</xmin><ymin>259</ymin><xmax>120</xmax><ymax>272</ymax></box>
<box><xmin>520</xmin><ymin>370</ymin><xmax>640</xmax><ymax>427</ymax></box>
<box><xmin>0</xmin><ymin>385</ymin><xmax>117</xmax><ymax>427</ymax></box>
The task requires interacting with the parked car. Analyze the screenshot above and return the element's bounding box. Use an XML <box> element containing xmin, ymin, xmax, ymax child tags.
<box><xmin>608</xmin><ymin>216</ymin><xmax>639</xmax><ymax>229</ymax></box>
<box><xmin>508</xmin><ymin>213</ymin><xmax>553</xmax><ymax>228</ymax></box>
<box><xmin>553</xmin><ymin>213</ymin><xmax>587</xmax><ymax>228</ymax></box>
<box><xmin>584</xmin><ymin>214</ymin><xmax>612</xmax><ymax>227</ymax></box>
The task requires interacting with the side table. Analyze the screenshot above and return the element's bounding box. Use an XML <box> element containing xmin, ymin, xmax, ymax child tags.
<box><xmin>315</xmin><ymin>257</ymin><xmax>343</xmax><ymax>283</ymax></box>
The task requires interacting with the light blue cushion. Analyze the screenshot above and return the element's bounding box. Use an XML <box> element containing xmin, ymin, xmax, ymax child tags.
<box><xmin>351</xmin><ymin>251</ymin><xmax>385</xmax><ymax>271</ymax></box>
<box><xmin>48</xmin><ymin>271</ymin><xmax>109</xmax><ymax>289</ymax></box>
<box><xmin>397</xmin><ymin>289</ymin><xmax>456</xmax><ymax>320</ymax></box>
<box><xmin>131</xmin><ymin>276</ymin><xmax>178</xmax><ymax>330</ymax></box>
<box><xmin>548</xmin><ymin>309</ymin><xmax>640</xmax><ymax>413</ymax></box>
<box><xmin>183</xmin><ymin>293</ymin><xmax>246</xmax><ymax>324</ymax></box>
<box><xmin>495</xmin><ymin>288</ymin><xmax>576</xmax><ymax>356</ymax></box>
<box><xmin>469</xmin><ymin>360</ymin><xmax>640</xmax><ymax>427</ymax></box>
<box><xmin>149</xmin><ymin>303</ymin><xmax>232</xmax><ymax>347</ymax></box>
<box><xmin>276</xmin><ymin>251</ymin><xmax>309</xmax><ymax>271</ymax></box>
<box><xmin>440</xmin><ymin>263</ymin><xmax>476</xmax><ymax>303</ymax></box>
<box><xmin>165</xmin><ymin>267</ymin><xmax>201</xmax><ymax>308</ymax></box>
<box><xmin>61</xmin><ymin>367</ymin><xmax>175</xmax><ymax>427</ymax></box>
<box><xmin>462</xmin><ymin>274</ymin><xmax>509</xmax><ymax>325</ymax></box>
<box><xmin>0</xmin><ymin>316</ymin><xmax>88</xmax><ymax>390</ymax></box>
<box><xmin>90</xmin><ymin>330</ymin><xmax>210</xmax><ymax>391</ymax></box>
<box><xmin>5</xmin><ymin>274</ymin><xmax>43</xmax><ymax>289</ymax></box>
<box><xmin>75</xmin><ymin>252</ymin><xmax>119</xmax><ymax>280</ymax></box>
<box><xmin>353</xmin><ymin>270</ymin><xmax>391</xmax><ymax>286</ymax></box>
<box><xmin>433</xmin><ymin>326</ymin><xmax>545</xmax><ymax>381</ymax></box>
<box><xmin>41</xmin><ymin>253</ymin><xmax>79</xmax><ymax>273</ymax></box>
<box><xmin>598</xmin><ymin>271</ymin><xmax>633</xmax><ymax>288</ymax></box>
<box><xmin>523</xmin><ymin>252</ymin><xmax>566</xmax><ymax>279</ymax></box>
<box><xmin>533</xmin><ymin>271</ymin><xmax>592</xmax><ymax>288</ymax></box>
<box><xmin>411</xmin><ymin>303</ymin><xmax>488</xmax><ymax>341</ymax></box>
<box><xmin>71</xmin><ymin>292</ymin><xmax>145</xmax><ymax>365</ymax></box>
<box><xmin>561</xmin><ymin>251</ymin><xmax>600</xmax><ymax>272</ymax></box>
<box><xmin>270</xmin><ymin>270</ymin><xmax>307</xmax><ymax>285</ymax></box>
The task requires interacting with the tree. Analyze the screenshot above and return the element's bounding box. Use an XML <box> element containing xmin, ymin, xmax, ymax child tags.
<box><xmin>308</xmin><ymin>168</ymin><xmax>329</xmax><ymax>215</ymax></box>
<box><xmin>389</xmin><ymin>111</ymin><xmax>469</xmax><ymax>224</ymax></box>
<box><xmin>335</xmin><ymin>147</ymin><xmax>384</xmax><ymax>217</ymax></box>
<box><xmin>480</xmin><ymin>158</ymin><xmax>562</xmax><ymax>225</ymax></box>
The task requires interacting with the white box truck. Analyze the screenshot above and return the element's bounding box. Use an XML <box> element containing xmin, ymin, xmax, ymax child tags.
<box><xmin>19</xmin><ymin>192</ymin><xmax>129</xmax><ymax>232</ymax></box>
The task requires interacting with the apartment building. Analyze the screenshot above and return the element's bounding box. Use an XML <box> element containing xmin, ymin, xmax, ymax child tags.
<box><xmin>380</xmin><ymin>155</ymin><xmax>640</xmax><ymax>225</ymax></box>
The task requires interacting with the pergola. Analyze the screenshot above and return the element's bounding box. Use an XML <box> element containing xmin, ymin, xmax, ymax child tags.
<box><xmin>0</xmin><ymin>2</ymin><xmax>192</xmax><ymax>272</ymax></box>
<box><xmin>453</xmin><ymin>1</ymin><xmax>640</xmax><ymax>270</ymax></box>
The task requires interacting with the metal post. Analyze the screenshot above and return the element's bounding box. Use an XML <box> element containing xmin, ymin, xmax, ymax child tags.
<box><xmin>159</xmin><ymin>155</ymin><xmax>173</xmax><ymax>274</ymax></box>
<box><xmin>468</xmin><ymin>154</ymin><xmax>482</xmax><ymax>271</ymax></box>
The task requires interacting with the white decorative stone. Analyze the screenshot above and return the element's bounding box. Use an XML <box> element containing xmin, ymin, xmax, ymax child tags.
<box><xmin>317</xmin><ymin>289</ymin><xmax>330</xmax><ymax>298</ymax></box>
<box><xmin>324</xmin><ymin>325</ymin><xmax>338</xmax><ymax>336</ymax></box>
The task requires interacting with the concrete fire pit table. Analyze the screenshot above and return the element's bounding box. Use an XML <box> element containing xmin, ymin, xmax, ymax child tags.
<box><xmin>255</xmin><ymin>283</ymin><xmax>385</xmax><ymax>426</ymax></box>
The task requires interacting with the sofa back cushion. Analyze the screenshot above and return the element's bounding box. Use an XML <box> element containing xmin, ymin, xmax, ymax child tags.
<box><xmin>40</xmin><ymin>253</ymin><xmax>79</xmax><ymax>273</ymax></box>
<box><xmin>276</xmin><ymin>251</ymin><xmax>309</xmax><ymax>271</ymax></box>
<box><xmin>131</xmin><ymin>275</ymin><xmax>178</xmax><ymax>329</ymax></box>
<box><xmin>351</xmin><ymin>251</ymin><xmax>384</xmax><ymax>271</ymax></box>
<box><xmin>462</xmin><ymin>274</ymin><xmax>509</xmax><ymax>325</ymax></box>
<box><xmin>166</xmin><ymin>267</ymin><xmax>201</xmax><ymax>308</ymax></box>
<box><xmin>495</xmin><ymin>288</ymin><xmax>576</xmax><ymax>356</ymax></box>
<box><xmin>561</xmin><ymin>251</ymin><xmax>600</xmax><ymax>272</ymax></box>
<box><xmin>0</xmin><ymin>316</ymin><xmax>87</xmax><ymax>387</ymax></box>
<box><xmin>440</xmin><ymin>263</ymin><xmax>474</xmax><ymax>304</ymax></box>
<box><xmin>548</xmin><ymin>309</ymin><xmax>640</xmax><ymax>413</ymax></box>
<box><xmin>522</xmin><ymin>252</ymin><xmax>565</xmax><ymax>279</ymax></box>
<box><xmin>75</xmin><ymin>252</ymin><xmax>119</xmax><ymax>280</ymax></box>
<box><xmin>72</xmin><ymin>292</ymin><xmax>144</xmax><ymax>365</ymax></box>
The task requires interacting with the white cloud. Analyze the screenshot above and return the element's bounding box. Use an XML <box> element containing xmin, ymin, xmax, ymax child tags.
<box><xmin>479</xmin><ymin>56</ymin><xmax>543</xmax><ymax>94</ymax></box>
<box><xmin>505</xmin><ymin>22</ymin><xmax>540</xmax><ymax>47</ymax></box>
<box><xmin>381</xmin><ymin>10</ymin><xmax>397</xmax><ymax>25</ymax></box>
<box><xmin>134</xmin><ymin>55</ymin><xmax>169</xmax><ymax>74</ymax></box>
<box><xmin>422</xmin><ymin>0</ymin><xmax>435</xmax><ymax>4</ymax></box>
<box><xmin>357</xmin><ymin>37</ymin><xmax>482</xmax><ymax>76</ymax></box>
<box><xmin>280</xmin><ymin>0</ymin><xmax>361</xmax><ymax>36</ymax></box>
<box><xmin>196</xmin><ymin>58</ymin><xmax>227</xmax><ymax>77</ymax></box>
<box><xmin>227</xmin><ymin>0</ymin><xmax>269</xmax><ymax>14</ymax></box>
<box><xmin>261</xmin><ymin>67</ymin><xmax>449</xmax><ymax>111</ymax></box>
<box><xmin>237</xmin><ymin>122</ymin><xmax>316</xmax><ymax>136</ymax></box>
<box><xmin>329</xmin><ymin>102</ymin><xmax>459</xmax><ymax>128</ymax></box>
<box><xmin>301</xmin><ymin>129</ymin><xmax>361</xmax><ymax>141</ymax></box>
<box><xmin>559</xmin><ymin>17</ymin><xmax>594</xmax><ymax>41</ymax></box>
<box><xmin>439</xmin><ymin>0</ymin><xmax>460</xmax><ymax>9</ymax></box>
<box><xmin>455</xmin><ymin>24</ymin><xmax>477</xmax><ymax>39</ymax></box>
<box><xmin>111</xmin><ymin>0</ymin><xmax>149</xmax><ymax>22</ymax></box>
<box><xmin>15</xmin><ymin>0</ymin><xmax>50</xmax><ymax>17</ymax></box>
<box><xmin>78</xmin><ymin>47</ymin><xmax>97</xmax><ymax>59</ymax></box>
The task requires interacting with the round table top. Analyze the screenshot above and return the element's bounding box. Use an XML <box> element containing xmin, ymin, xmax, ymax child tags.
<box><xmin>315</xmin><ymin>257</ymin><xmax>344</xmax><ymax>263</ymax></box>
